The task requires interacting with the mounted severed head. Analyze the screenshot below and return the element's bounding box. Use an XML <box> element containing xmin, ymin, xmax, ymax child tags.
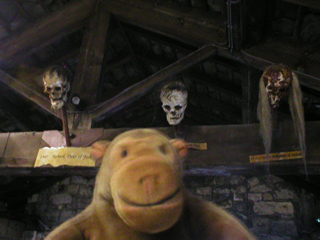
<box><xmin>42</xmin><ymin>65</ymin><xmax>70</xmax><ymax>109</ymax></box>
<box><xmin>257</xmin><ymin>64</ymin><xmax>306</xmax><ymax>173</ymax></box>
<box><xmin>160</xmin><ymin>81</ymin><xmax>188</xmax><ymax>125</ymax></box>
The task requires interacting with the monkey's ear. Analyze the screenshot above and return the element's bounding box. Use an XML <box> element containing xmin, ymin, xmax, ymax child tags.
<box><xmin>170</xmin><ymin>139</ymin><xmax>188</xmax><ymax>158</ymax></box>
<box><xmin>90</xmin><ymin>141</ymin><xmax>111</xmax><ymax>163</ymax></box>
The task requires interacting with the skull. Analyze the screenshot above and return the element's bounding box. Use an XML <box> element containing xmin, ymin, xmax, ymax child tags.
<box><xmin>160</xmin><ymin>81</ymin><xmax>188</xmax><ymax>125</ymax></box>
<box><xmin>43</xmin><ymin>65</ymin><xmax>70</xmax><ymax>109</ymax></box>
<box><xmin>262</xmin><ymin>64</ymin><xmax>292</xmax><ymax>109</ymax></box>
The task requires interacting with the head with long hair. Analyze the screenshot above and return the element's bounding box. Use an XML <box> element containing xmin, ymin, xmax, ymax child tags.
<box><xmin>257</xmin><ymin>64</ymin><xmax>306</xmax><ymax>172</ymax></box>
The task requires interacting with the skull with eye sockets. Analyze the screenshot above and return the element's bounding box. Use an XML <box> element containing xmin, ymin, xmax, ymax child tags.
<box><xmin>160</xmin><ymin>81</ymin><xmax>188</xmax><ymax>125</ymax></box>
<box><xmin>42</xmin><ymin>65</ymin><xmax>70</xmax><ymax>109</ymax></box>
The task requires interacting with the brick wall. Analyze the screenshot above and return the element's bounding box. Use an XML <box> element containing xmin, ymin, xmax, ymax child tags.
<box><xmin>4</xmin><ymin>175</ymin><xmax>320</xmax><ymax>239</ymax></box>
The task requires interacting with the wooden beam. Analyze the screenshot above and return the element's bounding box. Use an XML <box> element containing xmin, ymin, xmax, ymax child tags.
<box><xmin>16</xmin><ymin>48</ymin><xmax>80</xmax><ymax>88</ymax></box>
<box><xmin>90</xmin><ymin>45</ymin><xmax>217</xmax><ymax>120</ymax></box>
<box><xmin>0</xmin><ymin>0</ymin><xmax>95</xmax><ymax>66</ymax></box>
<box><xmin>0</xmin><ymin>121</ymin><xmax>320</xmax><ymax>176</ymax></box>
<box><xmin>105</xmin><ymin>0</ymin><xmax>227</xmax><ymax>47</ymax></box>
<box><xmin>0</xmin><ymin>70</ymin><xmax>60</xmax><ymax>118</ymax></box>
<box><xmin>71</xmin><ymin>1</ymin><xmax>111</xmax><ymax>108</ymax></box>
<box><xmin>239</xmin><ymin>37</ymin><xmax>320</xmax><ymax>92</ymax></box>
<box><xmin>282</xmin><ymin>0</ymin><xmax>320</xmax><ymax>10</ymax></box>
<box><xmin>135</xmin><ymin>51</ymin><xmax>243</xmax><ymax>100</ymax></box>
<box><xmin>123</xmin><ymin>24</ymin><xmax>195</xmax><ymax>53</ymax></box>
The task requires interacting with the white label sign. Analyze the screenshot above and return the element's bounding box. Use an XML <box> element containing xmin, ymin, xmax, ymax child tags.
<box><xmin>35</xmin><ymin>147</ymin><xmax>95</xmax><ymax>167</ymax></box>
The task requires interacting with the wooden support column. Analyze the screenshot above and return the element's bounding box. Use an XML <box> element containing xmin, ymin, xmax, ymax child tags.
<box><xmin>69</xmin><ymin>1</ymin><xmax>111</xmax><ymax>130</ymax></box>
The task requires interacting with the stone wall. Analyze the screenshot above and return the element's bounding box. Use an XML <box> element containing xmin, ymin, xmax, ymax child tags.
<box><xmin>10</xmin><ymin>175</ymin><xmax>320</xmax><ymax>239</ymax></box>
<box><xmin>184</xmin><ymin>175</ymin><xmax>319</xmax><ymax>239</ymax></box>
<box><xmin>0</xmin><ymin>217</ymin><xmax>26</xmax><ymax>240</ymax></box>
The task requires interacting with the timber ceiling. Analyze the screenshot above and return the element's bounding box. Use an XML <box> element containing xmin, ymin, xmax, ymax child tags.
<box><xmin>1</xmin><ymin>0</ymin><xmax>320</xmax><ymax>213</ymax></box>
<box><xmin>0</xmin><ymin>0</ymin><xmax>319</xmax><ymax>133</ymax></box>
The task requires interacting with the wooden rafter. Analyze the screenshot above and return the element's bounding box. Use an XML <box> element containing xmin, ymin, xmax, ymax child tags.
<box><xmin>135</xmin><ymin>51</ymin><xmax>243</xmax><ymax>98</ymax></box>
<box><xmin>282</xmin><ymin>0</ymin><xmax>320</xmax><ymax>10</ymax></box>
<box><xmin>0</xmin><ymin>0</ymin><xmax>95</xmax><ymax>66</ymax></box>
<box><xmin>0</xmin><ymin>70</ymin><xmax>59</xmax><ymax>118</ymax></box>
<box><xmin>90</xmin><ymin>44</ymin><xmax>217</xmax><ymax>121</ymax></box>
<box><xmin>238</xmin><ymin>37</ymin><xmax>320</xmax><ymax>92</ymax></box>
<box><xmin>114</xmin><ymin>1</ymin><xmax>320</xmax><ymax>92</ymax></box>
<box><xmin>105</xmin><ymin>0</ymin><xmax>227</xmax><ymax>47</ymax></box>
<box><xmin>134</xmin><ymin>51</ymin><xmax>243</xmax><ymax>123</ymax></box>
<box><xmin>71</xmin><ymin>1</ymin><xmax>111</xmax><ymax>107</ymax></box>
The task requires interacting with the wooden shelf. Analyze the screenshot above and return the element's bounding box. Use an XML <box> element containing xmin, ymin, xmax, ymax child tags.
<box><xmin>1</xmin><ymin>122</ymin><xmax>320</xmax><ymax>176</ymax></box>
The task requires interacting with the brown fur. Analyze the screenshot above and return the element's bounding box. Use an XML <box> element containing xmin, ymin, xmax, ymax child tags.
<box><xmin>45</xmin><ymin>129</ymin><xmax>256</xmax><ymax>240</ymax></box>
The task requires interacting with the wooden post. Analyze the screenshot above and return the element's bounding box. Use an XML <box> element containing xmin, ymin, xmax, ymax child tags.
<box><xmin>61</xmin><ymin>106</ymin><xmax>71</xmax><ymax>147</ymax></box>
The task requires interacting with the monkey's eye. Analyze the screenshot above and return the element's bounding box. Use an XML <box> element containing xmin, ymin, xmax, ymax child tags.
<box><xmin>121</xmin><ymin>150</ymin><xmax>128</xmax><ymax>158</ymax></box>
<box><xmin>159</xmin><ymin>145</ymin><xmax>167</xmax><ymax>154</ymax></box>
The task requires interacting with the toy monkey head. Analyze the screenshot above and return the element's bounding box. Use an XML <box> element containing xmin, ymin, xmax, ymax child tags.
<box><xmin>91</xmin><ymin>129</ymin><xmax>188</xmax><ymax>233</ymax></box>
